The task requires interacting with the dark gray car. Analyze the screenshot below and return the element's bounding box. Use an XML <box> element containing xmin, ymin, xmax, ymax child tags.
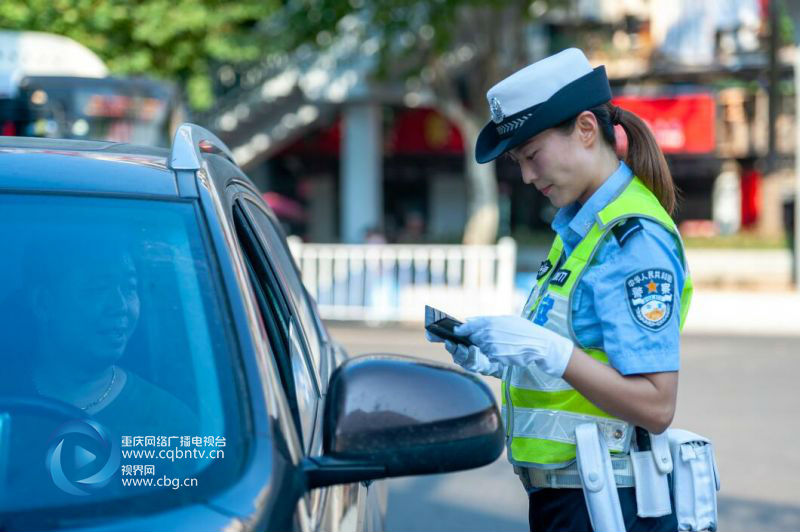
<box><xmin>0</xmin><ymin>125</ymin><xmax>503</xmax><ymax>531</ymax></box>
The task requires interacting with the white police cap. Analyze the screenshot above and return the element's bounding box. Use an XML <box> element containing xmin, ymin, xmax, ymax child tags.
<box><xmin>475</xmin><ymin>48</ymin><xmax>611</xmax><ymax>163</ymax></box>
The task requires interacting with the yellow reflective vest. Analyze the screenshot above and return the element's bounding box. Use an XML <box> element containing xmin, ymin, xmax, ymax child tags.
<box><xmin>502</xmin><ymin>177</ymin><xmax>693</xmax><ymax>467</ymax></box>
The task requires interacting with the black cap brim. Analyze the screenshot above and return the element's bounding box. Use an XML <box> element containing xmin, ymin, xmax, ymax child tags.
<box><xmin>475</xmin><ymin>66</ymin><xmax>611</xmax><ymax>164</ymax></box>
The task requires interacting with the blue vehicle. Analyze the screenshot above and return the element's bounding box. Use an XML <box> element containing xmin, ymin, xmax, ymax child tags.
<box><xmin>0</xmin><ymin>126</ymin><xmax>503</xmax><ymax>531</ymax></box>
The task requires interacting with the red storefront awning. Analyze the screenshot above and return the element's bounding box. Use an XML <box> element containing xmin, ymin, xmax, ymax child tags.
<box><xmin>612</xmin><ymin>93</ymin><xmax>716</xmax><ymax>154</ymax></box>
<box><xmin>280</xmin><ymin>95</ymin><xmax>715</xmax><ymax>159</ymax></box>
<box><xmin>280</xmin><ymin>107</ymin><xmax>464</xmax><ymax>157</ymax></box>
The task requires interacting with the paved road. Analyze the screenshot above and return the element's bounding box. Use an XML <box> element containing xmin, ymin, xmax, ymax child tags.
<box><xmin>326</xmin><ymin>323</ymin><xmax>800</xmax><ymax>532</ymax></box>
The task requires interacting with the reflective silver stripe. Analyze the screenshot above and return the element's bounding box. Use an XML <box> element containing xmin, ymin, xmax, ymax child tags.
<box><xmin>511</xmin><ymin>407</ymin><xmax>633</xmax><ymax>453</ymax></box>
<box><xmin>508</xmin><ymin>358</ymin><xmax>612</xmax><ymax>393</ymax></box>
<box><xmin>520</xmin><ymin>284</ymin><xmax>540</xmax><ymax>319</ymax></box>
<box><xmin>509</xmin><ymin>365</ymin><xmax>573</xmax><ymax>392</ymax></box>
<box><xmin>520</xmin><ymin>455</ymin><xmax>635</xmax><ymax>489</ymax></box>
<box><xmin>502</xmin><ymin>367</ymin><xmax>513</xmax><ymax>440</ymax></box>
<box><xmin>538</xmin><ymin>292</ymin><xmax>570</xmax><ymax>339</ymax></box>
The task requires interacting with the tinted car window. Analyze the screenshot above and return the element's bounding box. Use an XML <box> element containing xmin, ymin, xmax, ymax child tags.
<box><xmin>0</xmin><ymin>193</ymin><xmax>248</xmax><ymax>522</ymax></box>
<box><xmin>232</xmin><ymin>201</ymin><xmax>318</xmax><ymax>449</ymax></box>
<box><xmin>241</xmin><ymin>200</ymin><xmax>325</xmax><ymax>379</ymax></box>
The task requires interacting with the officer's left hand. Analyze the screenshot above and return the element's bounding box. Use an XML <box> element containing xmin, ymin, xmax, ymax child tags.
<box><xmin>425</xmin><ymin>330</ymin><xmax>444</xmax><ymax>343</ymax></box>
<box><xmin>454</xmin><ymin>315</ymin><xmax>574</xmax><ymax>378</ymax></box>
<box><xmin>443</xmin><ymin>340</ymin><xmax>503</xmax><ymax>378</ymax></box>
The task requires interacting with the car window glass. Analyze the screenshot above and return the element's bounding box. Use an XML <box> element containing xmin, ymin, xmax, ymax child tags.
<box><xmin>241</xmin><ymin>200</ymin><xmax>324</xmax><ymax>379</ymax></box>
<box><xmin>0</xmin><ymin>193</ymin><xmax>248</xmax><ymax>520</ymax></box>
<box><xmin>231</xmin><ymin>202</ymin><xmax>317</xmax><ymax>449</ymax></box>
<box><xmin>288</xmin><ymin>321</ymin><xmax>317</xmax><ymax>446</ymax></box>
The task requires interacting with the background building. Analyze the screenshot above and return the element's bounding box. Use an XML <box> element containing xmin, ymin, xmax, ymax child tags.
<box><xmin>198</xmin><ymin>0</ymin><xmax>796</xmax><ymax>254</ymax></box>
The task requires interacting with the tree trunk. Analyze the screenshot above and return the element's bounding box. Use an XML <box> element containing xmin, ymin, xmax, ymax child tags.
<box><xmin>460</xmin><ymin>117</ymin><xmax>499</xmax><ymax>245</ymax></box>
<box><xmin>439</xmin><ymin>99</ymin><xmax>499</xmax><ymax>245</ymax></box>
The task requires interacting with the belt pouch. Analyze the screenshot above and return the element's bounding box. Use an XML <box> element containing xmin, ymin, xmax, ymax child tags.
<box><xmin>630</xmin><ymin>450</ymin><xmax>672</xmax><ymax>517</ymax></box>
<box><xmin>668</xmin><ymin>429</ymin><xmax>720</xmax><ymax>531</ymax></box>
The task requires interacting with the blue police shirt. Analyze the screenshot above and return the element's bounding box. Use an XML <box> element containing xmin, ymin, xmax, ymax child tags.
<box><xmin>549</xmin><ymin>161</ymin><xmax>684</xmax><ymax>375</ymax></box>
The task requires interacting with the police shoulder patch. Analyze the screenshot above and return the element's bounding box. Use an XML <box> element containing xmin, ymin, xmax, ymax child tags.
<box><xmin>612</xmin><ymin>218</ymin><xmax>643</xmax><ymax>248</ymax></box>
<box><xmin>625</xmin><ymin>269</ymin><xmax>675</xmax><ymax>331</ymax></box>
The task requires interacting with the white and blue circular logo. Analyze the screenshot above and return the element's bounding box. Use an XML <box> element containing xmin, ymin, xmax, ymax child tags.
<box><xmin>47</xmin><ymin>420</ymin><xmax>119</xmax><ymax>496</ymax></box>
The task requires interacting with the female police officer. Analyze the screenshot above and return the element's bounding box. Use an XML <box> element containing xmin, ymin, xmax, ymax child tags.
<box><xmin>428</xmin><ymin>48</ymin><xmax>692</xmax><ymax>531</ymax></box>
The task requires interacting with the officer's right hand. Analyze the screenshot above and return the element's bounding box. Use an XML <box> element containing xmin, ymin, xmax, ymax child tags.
<box><xmin>455</xmin><ymin>315</ymin><xmax>574</xmax><ymax>378</ymax></box>
<box><xmin>444</xmin><ymin>340</ymin><xmax>504</xmax><ymax>378</ymax></box>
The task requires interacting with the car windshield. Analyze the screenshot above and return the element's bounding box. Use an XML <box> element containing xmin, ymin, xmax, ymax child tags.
<box><xmin>0</xmin><ymin>192</ymin><xmax>249</xmax><ymax>527</ymax></box>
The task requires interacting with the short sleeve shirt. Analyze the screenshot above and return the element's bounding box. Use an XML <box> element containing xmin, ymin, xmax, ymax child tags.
<box><xmin>549</xmin><ymin>161</ymin><xmax>685</xmax><ymax>375</ymax></box>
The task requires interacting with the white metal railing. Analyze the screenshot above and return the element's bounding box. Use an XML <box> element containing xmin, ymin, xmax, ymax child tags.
<box><xmin>287</xmin><ymin>237</ymin><xmax>517</xmax><ymax>322</ymax></box>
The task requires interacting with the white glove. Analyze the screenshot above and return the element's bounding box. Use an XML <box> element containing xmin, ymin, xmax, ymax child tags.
<box><xmin>454</xmin><ymin>315</ymin><xmax>574</xmax><ymax>378</ymax></box>
<box><xmin>444</xmin><ymin>340</ymin><xmax>504</xmax><ymax>378</ymax></box>
<box><xmin>425</xmin><ymin>330</ymin><xmax>445</xmax><ymax>343</ymax></box>
<box><xmin>425</xmin><ymin>329</ymin><xmax>502</xmax><ymax>377</ymax></box>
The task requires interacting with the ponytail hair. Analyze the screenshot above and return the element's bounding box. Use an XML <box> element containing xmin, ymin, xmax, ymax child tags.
<box><xmin>613</xmin><ymin>104</ymin><xmax>677</xmax><ymax>215</ymax></box>
<box><xmin>555</xmin><ymin>102</ymin><xmax>678</xmax><ymax>215</ymax></box>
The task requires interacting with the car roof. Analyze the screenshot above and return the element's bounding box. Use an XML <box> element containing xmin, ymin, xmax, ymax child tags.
<box><xmin>0</xmin><ymin>136</ymin><xmax>171</xmax><ymax>159</ymax></box>
<box><xmin>0</xmin><ymin>136</ymin><xmax>179</xmax><ymax>197</ymax></box>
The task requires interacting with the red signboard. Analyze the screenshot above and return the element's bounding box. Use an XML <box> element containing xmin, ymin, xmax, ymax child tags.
<box><xmin>387</xmin><ymin>108</ymin><xmax>464</xmax><ymax>155</ymax></box>
<box><xmin>282</xmin><ymin>107</ymin><xmax>464</xmax><ymax>157</ymax></box>
<box><xmin>283</xmin><ymin>96</ymin><xmax>715</xmax><ymax>158</ymax></box>
<box><xmin>611</xmin><ymin>93</ymin><xmax>716</xmax><ymax>154</ymax></box>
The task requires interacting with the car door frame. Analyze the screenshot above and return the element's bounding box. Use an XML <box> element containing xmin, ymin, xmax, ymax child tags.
<box><xmin>236</xmin><ymin>191</ymin><xmax>331</xmax><ymax>395</ymax></box>
<box><xmin>228</xmin><ymin>182</ymin><xmax>377</xmax><ymax>531</ymax></box>
<box><xmin>184</xmin><ymin>161</ymin><xmax>315</xmax><ymax>531</ymax></box>
<box><xmin>228</xmin><ymin>186</ymin><xmax>322</xmax><ymax>445</ymax></box>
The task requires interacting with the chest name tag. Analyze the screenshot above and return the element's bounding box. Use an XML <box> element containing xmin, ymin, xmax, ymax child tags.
<box><xmin>549</xmin><ymin>269</ymin><xmax>571</xmax><ymax>287</ymax></box>
<box><xmin>536</xmin><ymin>260</ymin><xmax>553</xmax><ymax>280</ymax></box>
<box><xmin>626</xmin><ymin>268</ymin><xmax>675</xmax><ymax>330</ymax></box>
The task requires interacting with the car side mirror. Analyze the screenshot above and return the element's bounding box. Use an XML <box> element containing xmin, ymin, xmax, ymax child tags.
<box><xmin>302</xmin><ymin>355</ymin><xmax>504</xmax><ymax>489</ymax></box>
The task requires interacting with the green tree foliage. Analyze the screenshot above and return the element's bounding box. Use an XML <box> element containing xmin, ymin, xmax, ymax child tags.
<box><xmin>267</xmin><ymin>0</ymin><xmax>539</xmax><ymax>243</ymax></box>
<box><xmin>272</xmin><ymin>0</ymin><xmax>535</xmax><ymax>123</ymax></box>
<box><xmin>1</xmin><ymin>0</ymin><xmax>552</xmax><ymax>242</ymax></box>
<box><xmin>0</xmin><ymin>0</ymin><xmax>281</xmax><ymax>109</ymax></box>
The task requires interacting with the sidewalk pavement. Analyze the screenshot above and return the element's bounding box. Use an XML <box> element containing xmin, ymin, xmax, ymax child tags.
<box><xmin>518</xmin><ymin>247</ymin><xmax>800</xmax><ymax>337</ymax></box>
<box><xmin>682</xmin><ymin>289</ymin><xmax>800</xmax><ymax>336</ymax></box>
<box><xmin>519</xmin><ymin>247</ymin><xmax>795</xmax><ymax>289</ymax></box>
<box><xmin>684</xmin><ymin>248</ymin><xmax>793</xmax><ymax>289</ymax></box>
<box><xmin>666</xmin><ymin>248</ymin><xmax>800</xmax><ymax>336</ymax></box>
<box><xmin>508</xmin><ymin>287</ymin><xmax>800</xmax><ymax>337</ymax></box>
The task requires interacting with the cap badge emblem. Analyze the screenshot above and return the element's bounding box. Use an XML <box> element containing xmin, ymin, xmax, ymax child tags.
<box><xmin>490</xmin><ymin>97</ymin><xmax>504</xmax><ymax>124</ymax></box>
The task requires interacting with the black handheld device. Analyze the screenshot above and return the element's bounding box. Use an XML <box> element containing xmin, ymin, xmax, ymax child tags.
<box><xmin>424</xmin><ymin>305</ymin><xmax>472</xmax><ymax>347</ymax></box>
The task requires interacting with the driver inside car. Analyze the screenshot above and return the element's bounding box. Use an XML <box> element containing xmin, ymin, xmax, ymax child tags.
<box><xmin>25</xmin><ymin>233</ymin><xmax>199</xmax><ymax>438</ymax></box>
<box><xmin>1</xmin><ymin>232</ymin><xmax>203</xmax><ymax>508</ymax></box>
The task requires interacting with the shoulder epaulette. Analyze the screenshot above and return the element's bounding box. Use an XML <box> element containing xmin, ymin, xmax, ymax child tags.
<box><xmin>612</xmin><ymin>218</ymin><xmax>643</xmax><ymax>247</ymax></box>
